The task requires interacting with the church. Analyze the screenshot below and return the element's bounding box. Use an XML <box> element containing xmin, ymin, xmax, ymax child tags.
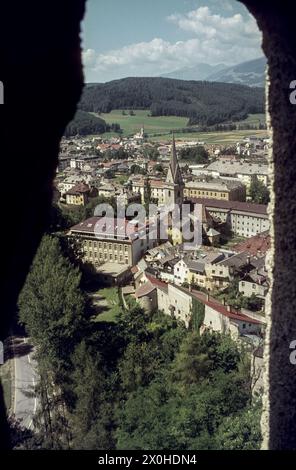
<box><xmin>163</xmin><ymin>136</ymin><xmax>184</xmax><ymax>208</ymax></box>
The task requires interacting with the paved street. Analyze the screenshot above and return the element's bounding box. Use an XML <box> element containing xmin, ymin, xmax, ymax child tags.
<box><xmin>13</xmin><ymin>338</ymin><xmax>38</xmax><ymax>429</ymax></box>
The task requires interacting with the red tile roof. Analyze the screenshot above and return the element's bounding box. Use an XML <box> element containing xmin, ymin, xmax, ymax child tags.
<box><xmin>177</xmin><ymin>285</ymin><xmax>263</xmax><ymax>325</ymax></box>
<box><xmin>233</xmin><ymin>231</ymin><xmax>270</xmax><ymax>255</ymax></box>
<box><xmin>66</xmin><ymin>182</ymin><xmax>90</xmax><ymax>195</ymax></box>
<box><xmin>69</xmin><ymin>216</ymin><xmax>148</xmax><ymax>241</ymax></box>
<box><xmin>145</xmin><ymin>273</ymin><xmax>168</xmax><ymax>289</ymax></box>
<box><xmin>190</xmin><ymin>198</ymin><xmax>268</xmax><ymax>215</ymax></box>
<box><xmin>135</xmin><ymin>281</ymin><xmax>156</xmax><ymax>298</ymax></box>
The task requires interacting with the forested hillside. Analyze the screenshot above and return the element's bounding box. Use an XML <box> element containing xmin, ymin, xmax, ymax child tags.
<box><xmin>79</xmin><ymin>77</ymin><xmax>264</xmax><ymax>126</ymax></box>
<box><xmin>64</xmin><ymin>110</ymin><xmax>121</xmax><ymax>137</ymax></box>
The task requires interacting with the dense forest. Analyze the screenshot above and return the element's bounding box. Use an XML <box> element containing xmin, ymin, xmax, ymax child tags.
<box><xmin>13</xmin><ymin>234</ymin><xmax>261</xmax><ymax>450</ymax></box>
<box><xmin>64</xmin><ymin>110</ymin><xmax>121</xmax><ymax>137</ymax></box>
<box><xmin>79</xmin><ymin>77</ymin><xmax>264</xmax><ymax>126</ymax></box>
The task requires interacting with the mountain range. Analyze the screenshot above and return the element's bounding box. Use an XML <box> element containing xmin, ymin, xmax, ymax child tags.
<box><xmin>161</xmin><ymin>57</ymin><xmax>266</xmax><ymax>88</ymax></box>
<box><xmin>161</xmin><ymin>63</ymin><xmax>227</xmax><ymax>81</ymax></box>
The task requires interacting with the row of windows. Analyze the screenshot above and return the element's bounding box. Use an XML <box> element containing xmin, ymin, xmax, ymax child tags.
<box><xmin>185</xmin><ymin>189</ymin><xmax>228</xmax><ymax>198</ymax></box>
<box><xmin>84</xmin><ymin>240</ymin><xmax>129</xmax><ymax>252</ymax></box>
<box><xmin>85</xmin><ymin>251</ymin><xmax>129</xmax><ymax>264</ymax></box>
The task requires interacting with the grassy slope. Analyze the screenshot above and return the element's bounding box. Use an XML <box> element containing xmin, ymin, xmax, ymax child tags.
<box><xmin>99</xmin><ymin>109</ymin><xmax>188</xmax><ymax>136</ymax></box>
<box><xmin>93</xmin><ymin>287</ymin><xmax>122</xmax><ymax>323</ymax></box>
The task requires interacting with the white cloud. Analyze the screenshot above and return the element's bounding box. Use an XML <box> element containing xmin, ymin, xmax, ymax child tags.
<box><xmin>83</xmin><ymin>5</ymin><xmax>262</xmax><ymax>82</ymax></box>
<box><xmin>167</xmin><ymin>6</ymin><xmax>260</xmax><ymax>45</ymax></box>
<box><xmin>83</xmin><ymin>48</ymin><xmax>97</xmax><ymax>67</ymax></box>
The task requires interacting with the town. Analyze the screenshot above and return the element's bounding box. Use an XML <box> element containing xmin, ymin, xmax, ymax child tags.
<box><xmin>54</xmin><ymin>126</ymin><xmax>270</xmax><ymax>388</ymax></box>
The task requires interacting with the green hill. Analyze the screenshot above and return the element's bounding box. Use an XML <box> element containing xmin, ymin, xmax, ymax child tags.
<box><xmin>79</xmin><ymin>77</ymin><xmax>264</xmax><ymax>127</ymax></box>
<box><xmin>64</xmin><ymin>110</ymin><xmax>120</xmax><ymax>137</ymax></box>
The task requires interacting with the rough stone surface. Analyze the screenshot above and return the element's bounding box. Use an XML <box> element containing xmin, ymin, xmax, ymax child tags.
<box><xmin>0</xmin><ymin>0</ymin><xmax>295</xmax><ymax>450</ymax></box>
<box><xmin>0</xmin><ymin>0</ymin><xmax>86</xmax><ymax>448</ymax></box>
<box><xmin>241</xmin><ymin>0</ymin><xmax>296</xmax><ymax>449</ymax></box>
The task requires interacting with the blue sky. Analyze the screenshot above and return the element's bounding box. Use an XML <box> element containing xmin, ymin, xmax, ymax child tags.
<box><xmin>82</xmin><ymin>0</ymin><xmax>263</xmax><ymax>82</ymax></box>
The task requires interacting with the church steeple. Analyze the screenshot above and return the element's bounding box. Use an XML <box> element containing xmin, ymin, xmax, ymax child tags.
<box><xmin>164</xmin><ymin>135</ymin><xmax>184</xmax><ymax>208</ymax></box>
<box><xmin>166</xmin><ymin>135</ymin><xmax>183</xmax><ymax>185</ymax></box>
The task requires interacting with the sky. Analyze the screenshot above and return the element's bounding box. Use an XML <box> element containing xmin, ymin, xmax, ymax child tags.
<box><xmin>82</xmin><ymin>0</ymin><xmax>263</xmax><ymax>83</ymax></box>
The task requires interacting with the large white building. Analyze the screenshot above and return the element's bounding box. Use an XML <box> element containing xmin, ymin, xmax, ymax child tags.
<box><xmin>191</xmin><ymin>198</ymin><xmax>270</xmax><ymax>238</ymax></box>
<box><xmin>68</xmin><ymin>216</ymin><xmax>154</xmax><ymax>269</ymax></box>
<box><xmin>191</xmin><ymin>160</ymin><xmax>269</xmax><ymax>189</ymax></box>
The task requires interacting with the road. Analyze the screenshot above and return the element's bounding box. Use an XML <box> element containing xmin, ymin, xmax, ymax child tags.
<box><xmin>13</xmin><ymin>338</ymin><xmax>38</xmax><ymax>429</ymax></box>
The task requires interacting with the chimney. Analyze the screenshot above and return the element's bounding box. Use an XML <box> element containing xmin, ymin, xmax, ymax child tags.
<box><xmin>206</xmin><ymin>293</ymin><xmax>209</xmax><ymax>301</ymax></box>
<box><xmin>227</xmin><ymin>305</ymin><xmax>231</xmax><ymax>312</ymax></box>
<box><xmin>189</xmin><ymin>284</ymin><xmax>192</xmax><ymax>292</ymax></box>
<box><xmin>222</xmin><ymin>298</ymin><xmax>226</xmax><ymax>305</ymax></box>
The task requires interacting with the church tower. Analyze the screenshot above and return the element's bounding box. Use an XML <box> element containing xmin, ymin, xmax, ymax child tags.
<box><xmin>164</xmin><ymin>136</ymin><xmax>184</xmax><ymax>208</ymax></box>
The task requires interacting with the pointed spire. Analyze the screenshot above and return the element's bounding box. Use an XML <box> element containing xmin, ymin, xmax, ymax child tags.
<box><xmin>166</xmin><ymin>134</ymin><xmax>183</xmax><ymax>185</ymax></box>
<box><xmin>171</xmin><ymin>133</ymin><xmax>177</xmax><ymax>176</ymax></box>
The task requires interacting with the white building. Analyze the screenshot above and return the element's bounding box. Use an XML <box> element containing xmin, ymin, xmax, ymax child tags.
<box><xmin>192</xmin><ymin>198</ymin><xmax>270</xmax><ymax>237</ymax></box>
<box><xmin>192</xmin><ymin>160</ymin><xmax>269</xmax><ymax>189</ymax></box>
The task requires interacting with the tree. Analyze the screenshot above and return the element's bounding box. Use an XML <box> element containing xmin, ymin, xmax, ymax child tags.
<box><xmin>18</xmin><ymin>235</ymin><xmax>88</xmax><ymax>372</ymax></box>
<box><xmin>154</xmin><ymin>163</ymin><xmax>164</xmax><ymax>173</ymax></box>
<box><xmin>143</xmin><ymin>146</ymin><xmax>160</xmax><ymax>160</ymax></box>
<box><xmin>130</xmin><ymin>164</ymin><xmax>145</xmax><ymax>175</ymax></box>
<box><xmin>70</xmin><ymin>341</ymin><xmax>116</xmax><ymax>450</ymax></box>
<box><xmin>179</xmin><ymin>145</ymin><xmax>209</xmax><ymax>164</ymax></box>
<box><xmin>105</xmin><ymin>169</ymin><xmax>115</xmax><ymax>179</ymax></box>
<box><xmin>116</xmin><ymin>332</ymin><xmax>253</xmax><ymax>450</ymax></box>
<box><xmin>215</xmin><ymin>401</ymin><xmax>262</xmax><ymax>450</ymax></box>
<box><xmin>249</xmin><ymin>176</ymin><xmax>270</xmax><ymax>204</ymax></box>
<box><xmin>79</xmin><ymin>77</ymin><xmax>264</xmax><ymax>126</ymax></box>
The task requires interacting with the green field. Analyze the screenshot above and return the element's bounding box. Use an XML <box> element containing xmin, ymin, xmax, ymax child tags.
<box><xmin>150</xmin><ymin>128</ymin><xmax>268</xmax><ymax>145</ymax></box>
<box><xmin>98</xmin><ymin>109</ymin><xmax>188</xmax><ymax>137</ymax></box>
<box><xmin>234</xmin><ymin>113</ymin><xmax>266</xmax><ymax>126</ymax></box>
<box><xmin>97</xmin><ymin>110</ymin><xmax>267</xmax><ymax>144</ymax></box>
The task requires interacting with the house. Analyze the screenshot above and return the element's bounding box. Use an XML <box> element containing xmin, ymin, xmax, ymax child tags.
<box><xmin>156</xmin><ymin>282</ymin><xmax>263</xmax><ymax>338</ymax></box>
<box><xmin>173</xmin><ymin>257</ymin><xmax>206</xmax><ymax>288</ymax></box>
<box><xmin>239</xmin><ymin>257</ymin><xmax>269</xmax><ymax>298</ymax></box>
<box><xmin>98</xmin><ymin>184</ymin><xmax>116</xmax><ymax>198</ymax></box>
<box><xmin>135</xmin><ymin>274</ymin><xmax>167</xmax><ymax>314</ymax></box>
<box><xmin>65</xmin><ymin>181</ymin><xmax>91</xmax><ymax>206</ymax></box>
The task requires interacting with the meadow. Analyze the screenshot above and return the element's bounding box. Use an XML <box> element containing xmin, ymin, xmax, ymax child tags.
<box><xmin>98</xmin><ymin>110</ymin><xmax>267</xmax><ymax>145</ymax></box>
<box><xmin>99</xmin><ymin>109</ymin><xmax>188</xmax><ymax>136</ymax></box>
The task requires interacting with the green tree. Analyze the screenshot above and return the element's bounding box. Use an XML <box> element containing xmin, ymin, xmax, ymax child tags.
<box><xmin>143</xmin><ymin>146</ymin><xmax>160</xmax><ymax>160</ymax></box>
<box><xmin>18</xmin><ymin>235</ymin><xmax>88</xmax><ymax>372</ymax></box>
<box><xmin>130</xmin><ymin>164</ymin><xmax>145</xmax><ymax>175</ymax></box>
<box><xmin>116</xmin><ymin>333</ymin><xmax>253</xmax><ymax>450</ymax></box>
<box><xmin>179</xmin><ymin>145</ymin><xmax>209</xmax><ymax>163</ymax></box>
<box><xmin>249</xmin><ymin>176</ymin><xmax>270</xmax><ymax>204</ymax></box>
<box><xmin>154</xmin><ymin>163</ymin><xmax>164</xmax><ymax>173</ymax></box>
<box><xmin>70</xmin><ymin>341</ymin><xmax>116</xmax><ymax>449</ymax></box>
<box><xmin>215</xmin><ymin>401</ymin><xmax>262</xmax><ymax>450</ymax></box>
